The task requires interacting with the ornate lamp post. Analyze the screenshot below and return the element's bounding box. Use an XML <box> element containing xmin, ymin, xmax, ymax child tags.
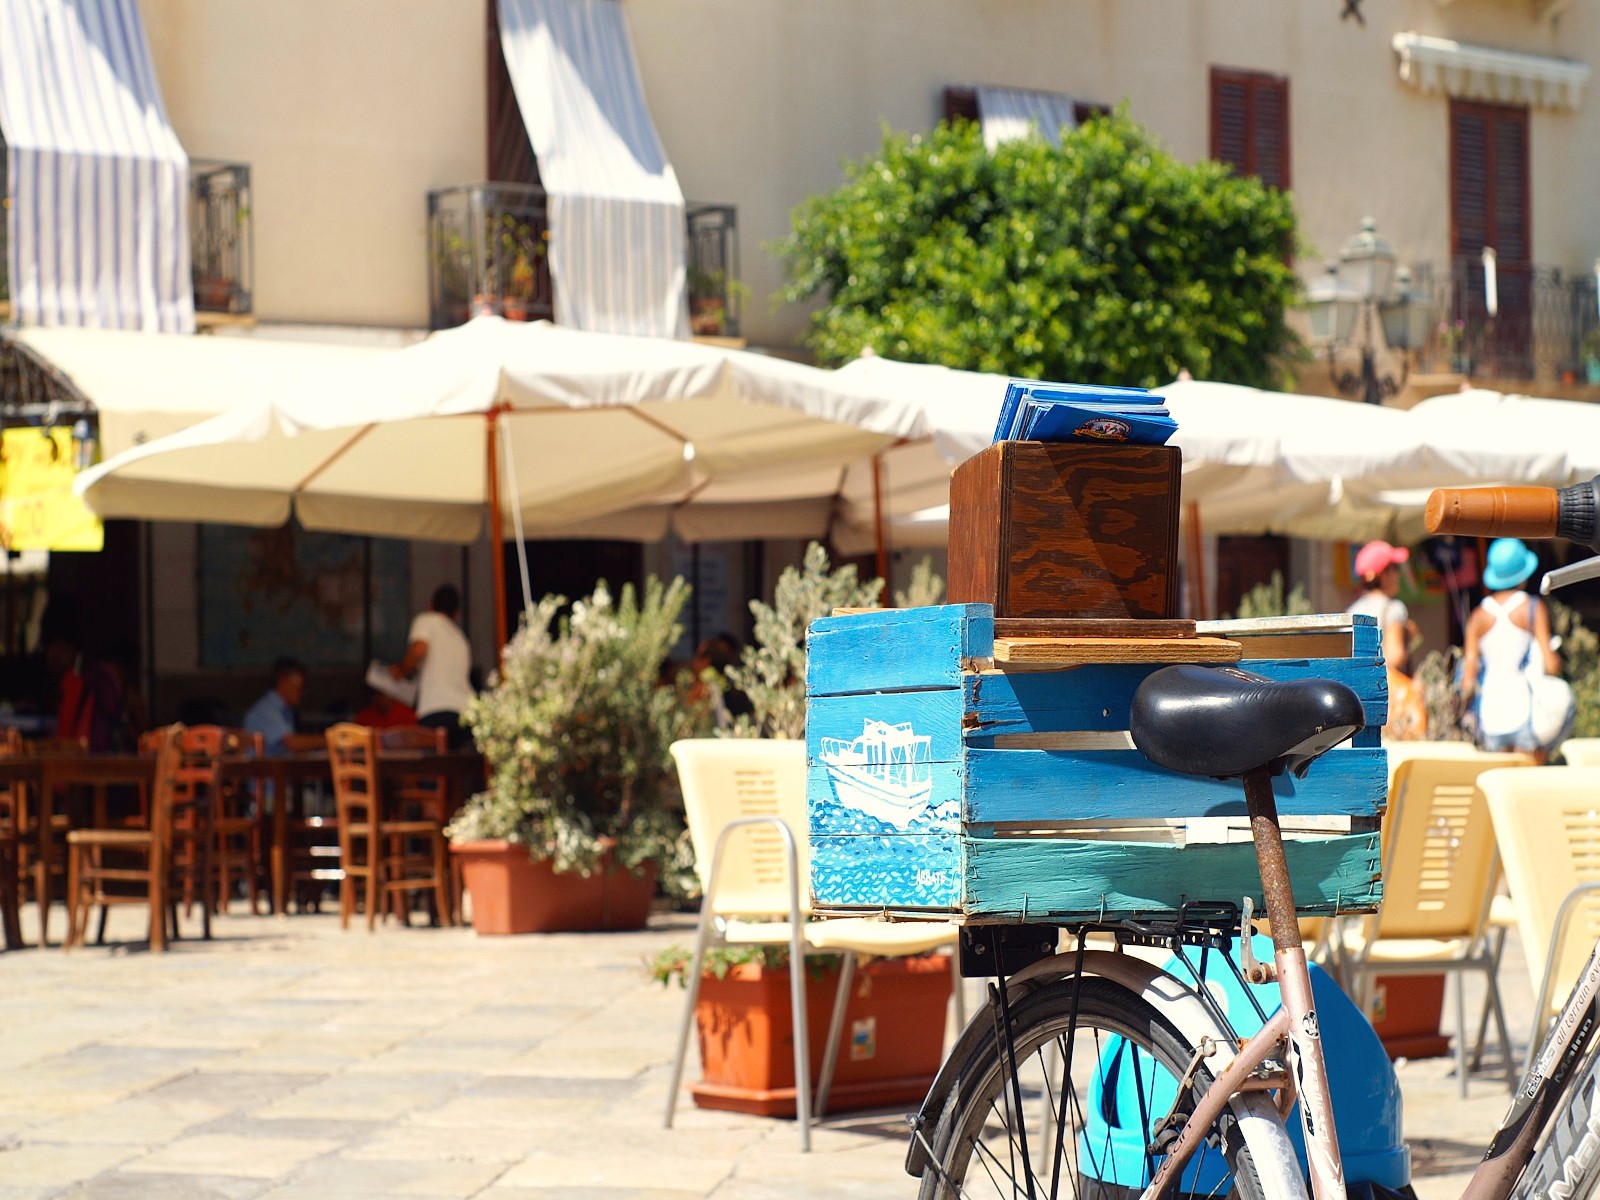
<box><xmin>1306</xmin><ymin>218</ymin><xmax>1432</xmax><ymax>405</ymax></box>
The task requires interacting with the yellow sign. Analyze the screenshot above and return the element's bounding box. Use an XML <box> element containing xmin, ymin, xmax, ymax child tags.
<box><xmin>0</xmin><ymin>426</ymin><xmax>103</xmax><ymax>552</ymax></box>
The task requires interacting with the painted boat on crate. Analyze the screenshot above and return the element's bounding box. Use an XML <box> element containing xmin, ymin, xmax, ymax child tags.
<box><xmin>805</xmin><ymin>604</ymin><xmax>1387</xmax><ymax>924</ymax></box>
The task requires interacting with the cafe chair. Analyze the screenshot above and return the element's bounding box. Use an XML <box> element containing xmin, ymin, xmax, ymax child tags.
<box><xmin>663</xmin><ymin>738</ymin><xmax>962</xmax><ymax>1152</ymax></box>
<box><xmin>0</xmin><ymin>729</ymin><xmax>22</xmax><ymax>949</ymax></box>
<box><xmin>1481</xmin><ymin>767</ymin><xmax>1600</xmax><ymax>1071</ymax></box>
<box><xmin>377</xmin><ymin>724</ymin><xmax>458</xmax><ymax>923</ymax></box>
<box><xmin>1336</xmin><ymin>751</ymin><xmax>1530</xmax><ymax>1095</ymax></box>
<box><xmin>327</xmin><ymin>723</ymin><xmax>451</xmax><ymax>931</ymax></box>
<box><xmin>64</xmin><ymin>725</ymin><xmax>183</xmax><ymax>952</ymax></box>
<box><xmin>17</xmin><ymin>734</ymin><xmax>88</xmax><ymax>946</ymax></box>
<box><xmin>1558</xmin><ymin>737</ymin><xmax>1600</xmax><ymax>767</ymax></box>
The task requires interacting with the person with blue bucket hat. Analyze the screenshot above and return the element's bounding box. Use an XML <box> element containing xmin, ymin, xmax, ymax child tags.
<box><xmin>1461</xmin><ymin>537</ymin><xmax>1568</xmax><ymax>759</ymax></box>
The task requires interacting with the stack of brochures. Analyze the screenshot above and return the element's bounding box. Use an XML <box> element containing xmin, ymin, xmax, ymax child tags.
<box><xmin>992</xmin><ymin>380</ymin><xmax>1177</xmax><ymax>446</ymax></box>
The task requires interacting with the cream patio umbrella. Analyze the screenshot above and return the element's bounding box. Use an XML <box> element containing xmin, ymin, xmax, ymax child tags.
<box><xmin>76</xmin><ymin>318</ymin><xmax>929</xmax><ymax>651</ymax></box>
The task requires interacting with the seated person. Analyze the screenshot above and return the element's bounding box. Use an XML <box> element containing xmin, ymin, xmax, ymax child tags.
<box><xmin>242</xmin><ymin>657</ymin><xmax>322</xmax><ymax>755</ymax></box>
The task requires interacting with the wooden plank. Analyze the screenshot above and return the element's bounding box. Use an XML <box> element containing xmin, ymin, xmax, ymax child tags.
<box><xmin>963</xmin><ymin>657</ymin><xmax>1386</xmax><ymax>737</ymax></box>
<box><xmin>808</xmin><ymin>762</ymin><xmax>963</xmax><ymax>836</ymax></box>
<box><xmin>806</xmin><ymin>691</ymin><xmax>964</xmax><ymax>766</ymax></box>
<box><xmin>993</xmin><ymin>618</ymin><xmax>1196</xmax><ymax>640</ymax></box>
<box><xmin>993</xmin><ymin>635</ymin><xmax>1240</xmax><ymax>666</ymax></box>
<box><xmin>806</xmin><ymin>604</ymin><xmax>993</xmax><ymax>697</ymax></box>
<box><xmin>1235</xmin><ymin>633</ymin><xmax>1355</xmax><ymax>661</ymax></box>
<box><xmin>961</xmin><ymin>831</ymin><xmax>1383</xmax><ymax>922</ymax></box>
<box><xmin>810</xmin><ymin>832</ymin><xmax>962</xmax><ymax>910</ymax></box>
<box><xmin>1197</xmin><ymin>614</ymin><xmax>1356</xmax><ymax>636</ymax></box>
<box><xmin>963</xmin><ymin>746</ymin><xmax>1388</xmax><ymax>823</ymax></box>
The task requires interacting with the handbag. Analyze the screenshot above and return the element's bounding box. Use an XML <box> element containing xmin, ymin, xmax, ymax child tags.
<box><xmin>1524</xmin><ymin>596</ymin><xmax>1576</xmax><ymax>748</ymax></box>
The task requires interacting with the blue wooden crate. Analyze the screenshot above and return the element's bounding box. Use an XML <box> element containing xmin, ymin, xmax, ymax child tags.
<box><xmin>805</xmin><ymin>605</ymin><xmax>1386</xmax><ymax>924</ymax></box>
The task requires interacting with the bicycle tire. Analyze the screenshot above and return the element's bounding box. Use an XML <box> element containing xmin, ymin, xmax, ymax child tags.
<box><xmin>916</xmin><ymin>977</ymin><xmax>1296</xmax><ymax>1200</ymax></box>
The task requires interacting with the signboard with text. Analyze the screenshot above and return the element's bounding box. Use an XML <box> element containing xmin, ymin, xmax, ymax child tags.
<box><xmin>0</xmin><ymin>426</ymin><xmax>103</xmax><ymax>552</ymax></box>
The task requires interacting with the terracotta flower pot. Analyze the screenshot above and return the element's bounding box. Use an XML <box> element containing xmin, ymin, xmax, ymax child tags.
<box><xmin>1368</xmin><ymin>973</ymin><xmax>1450</xmax><ymax>1060</ymax></box>
<box><xmin>451</xmin><ymin>839</ymin><xmax>656</xmax><ymax>935</ymax></box>
<box><xmin>690</xmin><ymin>954</ymin><xmax>951</xmax><ymax>1117</ymax></box>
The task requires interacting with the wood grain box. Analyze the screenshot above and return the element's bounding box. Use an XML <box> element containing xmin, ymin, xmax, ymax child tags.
<box><xmin>948</xmin><ymin>441</ymin><xmax>1182</xmax><ymax>619</ymax></box>
<box><xmin>805</xmin><ymin>605</ymin><xmax>1387</xmax><ymax>924</ymax></box>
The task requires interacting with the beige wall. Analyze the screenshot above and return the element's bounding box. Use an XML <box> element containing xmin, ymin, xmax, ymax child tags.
<box><xmin>141</xmin><ymin>0</ymin><xmax>487</xmax><ymax>330</ymax></box>
<box><xmin>136</xmin><ymin>0</ymin><xmax>1600</xmax><ymax>349</ymax></box>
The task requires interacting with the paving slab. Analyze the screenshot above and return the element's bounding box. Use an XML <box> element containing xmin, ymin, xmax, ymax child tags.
<box><xmin>0</xmin><ymin>900</ymin><xmax>1543</xmax><ymax>1199</ymax></box>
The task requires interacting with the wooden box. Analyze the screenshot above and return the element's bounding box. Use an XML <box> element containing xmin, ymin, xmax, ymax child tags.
<box><xmin>805</xmin><ymin>606</ymin><xmax>1387</xmax><ymax>924</ymax></box>
<box><xmin>948</xmin><ymin>441</ymin><xmax>1182</xmax><ymax>619</ymax></box>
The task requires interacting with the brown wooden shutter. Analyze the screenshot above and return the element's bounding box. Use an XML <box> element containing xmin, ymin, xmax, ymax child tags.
<box><xmin>1210</xmin><ymin>68</ymin><xmax>1290</xmax><ymax>191</ymax></box>
<box><xmin>487</xmin><ymin>0</ymin><xmax>541</xmax><ymax>186</ymax></box>
<box><xmin>1450</xmin><ymin>100</ymin><xmax>1528</xmax><ymax>264</ymax></box>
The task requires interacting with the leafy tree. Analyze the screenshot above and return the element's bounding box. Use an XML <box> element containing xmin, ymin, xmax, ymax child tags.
<box><xmin>778</xmin><ymin>110</ymin><xmax>1302</xmax><ymax>389</ymax></box>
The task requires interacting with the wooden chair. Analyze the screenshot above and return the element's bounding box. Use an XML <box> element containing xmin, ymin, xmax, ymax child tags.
<box><xmin>17</xmin><ymin>734</ymin><xmax>87</xmax><ymax>945</ymax></box>
<box><xmin>326</xmin><ymin>724</ymin><xmax>451</xmax><ymax>931</ymax></box>
<box><xmin>65</xmin><ymin>725</ymin><xmax>183</xmax><ymax>952</ymax></box>
<box><xmin>205</xmin><ymin>727</ymin><xmax>266</xmax><ymax>915</ymax></box>
<box><xmin>377</xmin><ymin>724</ymin><xmax>456</xmax><ymax>923</ymax></box>
<box><xmin>0</xmin><ymin>728</ymin><xmax>23</xmax><ymax>949</ymax></box>
<box><xmin>146</xmin><ymin>726</ymin><xmax>264</xmax><ymax>916</ymax></box>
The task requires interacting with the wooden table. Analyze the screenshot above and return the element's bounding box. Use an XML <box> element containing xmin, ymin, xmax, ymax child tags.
<box><xmin>221</xmin><ymin>749</ymin><xmax>485</xmax><ymax>916</ymax></box>
<box><xmin>0</xmin><ymin>753</ymin><xmax>191</xmax><ymax>948</ymax></box>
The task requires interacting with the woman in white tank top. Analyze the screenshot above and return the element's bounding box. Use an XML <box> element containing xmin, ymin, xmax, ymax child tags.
<box><xmin>1461</xmin><ymin>538</ymin><xmax>1560</xmax><ymax>756</ymax></box>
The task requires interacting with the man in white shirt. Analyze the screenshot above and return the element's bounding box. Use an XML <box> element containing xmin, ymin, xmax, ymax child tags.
<box><xmin>393</xmin><ymin>584</ymin><xmax>475</xmax><ymax>749</ymax></box>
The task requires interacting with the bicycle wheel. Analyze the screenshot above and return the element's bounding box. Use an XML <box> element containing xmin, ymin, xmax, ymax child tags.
<box><xmin>1512</xmin><ymin>1028</ymin><xmax>1600</xmax><ymax>1200</ymax></box>
<box><xmin>917</xmin><ymin>977</ymin><xmax>1284</xmax><ymax>1200</ymax></box>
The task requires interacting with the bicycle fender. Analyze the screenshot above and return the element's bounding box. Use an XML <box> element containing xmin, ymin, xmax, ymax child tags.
<box><xmin>904</xmin><ymin>950</ymin><xmax>1286</xmax><ymax>1181</ymax></box>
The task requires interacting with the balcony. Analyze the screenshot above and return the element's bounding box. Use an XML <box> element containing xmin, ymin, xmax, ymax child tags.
<box><xmin>1408</xmin><ymin>258</ymin><xmax>1598</xmax><ymax>385</ymax></box>
<box><xmin>190</xmin><ymin>160</ymin><xmax>253</xmax><ymax>320</ymax></box>
<box><xmin>425</xmin><ymin>185</ymin><xmax>741</xmax><ymax>337</ymax></box>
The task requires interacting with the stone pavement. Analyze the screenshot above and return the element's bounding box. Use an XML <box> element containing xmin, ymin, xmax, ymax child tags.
<box><xmin>0</xmin><ymin>902</ymin><xmax>1537</xmax><ymax>1199</ymax></box>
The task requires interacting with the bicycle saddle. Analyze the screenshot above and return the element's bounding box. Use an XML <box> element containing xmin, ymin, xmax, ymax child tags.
<box><xmin>1129</xmin><ymin>665</ymin><xmax>1366</xmax><ymax>780</ymax></box>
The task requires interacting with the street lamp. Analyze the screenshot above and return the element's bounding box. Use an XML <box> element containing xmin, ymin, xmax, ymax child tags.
<box><xmin>1306</xmin><ymin>217</ymin><xmax>1433</xmax><ymax>405</ymax></box>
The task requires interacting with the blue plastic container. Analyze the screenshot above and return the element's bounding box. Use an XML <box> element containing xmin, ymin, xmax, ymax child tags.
<box><xmin>1079</xmin><ymin>936</ymin><xmax>1409</xmax><ymax>1193</ymax></box>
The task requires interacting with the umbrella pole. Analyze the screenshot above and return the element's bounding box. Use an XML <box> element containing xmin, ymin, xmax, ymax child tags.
<box><xmin>1185</xmin><ymin>501</ymin><xmax>1208</xmax><ymax>621</ymax></box>
<box><xmin>872</xmin><ymin>452</ymin><xmax>890</xmax><ymax>596</ymax></box>
<box><xmin>487</xmin><ymin>410</ymin><xmax>508</xmax><ymax>664</ymax></box>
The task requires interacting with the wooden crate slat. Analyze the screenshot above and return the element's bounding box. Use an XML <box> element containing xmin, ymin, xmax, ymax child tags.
<box><xmin>964</xmin><ymin>657</ymin><xmax>1387</xmax><ymax>737</ymax></box>
<box><xmin>807</xmin><ymin>604</ymin><xmax>993</xmax><ymax>697</ymax></box>
<box><xmin>993</xmin><ymin>618</ymin><xmax>1196</xmax><ymax>640</ymax></box>
<box><xmin>992</xmin><ymin>635</ymin><xmax>1241</xmax><ymax>666</ymax></box>
<box><xmin>963</xmin><ymin>747</ymin><xmax>1388</xmax><ymax>824</ymax></box>
<box><xmin>807</xmin><ymin>762</ymin><xmax>963</xmax><ymax>837</ymax></box>
<box><xmin>811</xmin><ymin>832</ymin><xmax>961</xmax><ymax>910</ymax></box>
<box><xmin>960</xmin><ymin>832</ymin><xmax>1383</xmax><ymax>922</ymax></box>
<box><xmin>806</xmin><ymin>690</ymin><xmax>965</xmax><ymax>765</ymax></box>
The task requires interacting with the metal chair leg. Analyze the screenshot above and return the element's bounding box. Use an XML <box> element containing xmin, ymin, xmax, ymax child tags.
<box><xmin>814</xmin><ymin>951</ymin><xmax>856</xmax><ymax>1119</ymax></box>
<box><xmin>1454</xmin><ymin>970</ymin><xmax>1470</xmax><ymax>1098</ymax></box>
<box><xmin>663</xmin><ymin>903</ymin><xmax>717</xmax><ymax>1131</ymax></box>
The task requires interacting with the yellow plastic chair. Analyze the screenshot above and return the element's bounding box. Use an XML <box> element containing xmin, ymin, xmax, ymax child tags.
<box><xmin>1338</xmin><ymin>751</ymin><xmax>1531</xmax><ymax>1094</ymax></box>
<box><xmin>662</xmin><ymin>738</ymin><xmax>962</xmax><ymax>1151</ymax></box>
<box><xmin>1559</xmin><ymin>738</ymin><xmax>1600</xmax><ymax>767</ymax></box>
<box><xmin>1480</xmin><ymin>766</ymin><xmax>1600</xmax><ymax>1069</ymax></box>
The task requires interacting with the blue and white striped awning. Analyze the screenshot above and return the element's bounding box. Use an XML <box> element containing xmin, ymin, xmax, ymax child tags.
<box><xmin>498</xmin><ymin>0</ymin><xmax>687</xmax><ymax>339</ymax></box>
<box><xmin>977</xmin><ymin>86</ymin><xmax>1078</xmax><ymax>152</ymax></box>
<box><xmin>0</xmin><ymin>0</ymin><xmax>193</xmax><ymax>333</ymax></box>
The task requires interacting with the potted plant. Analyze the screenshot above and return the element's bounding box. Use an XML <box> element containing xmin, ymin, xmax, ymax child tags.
<box><xmin>448</xmin><ymin>577</ymin><xmax>713</xmax><ymax>934</ymax></box>
<box><xmin>1582</xmin><ymin>328</ymin><xmax>1600</xmax><ymax>386</ymax></box>
<box><xmin>650</xmin><ymin>944</ymin><xmax>952</xmax><ymax>1116</ymax></box>
<box><xmin>496</xmin><ymin>215</ymin><xmax>543</xmax><ymax>321</ymax></box>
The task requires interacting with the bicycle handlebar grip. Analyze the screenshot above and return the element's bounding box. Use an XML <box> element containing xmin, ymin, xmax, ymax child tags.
<box><xmin>1424</xmin><ymin>486</ymin><xmax>1559</xmax><ymax>539</ymax></box>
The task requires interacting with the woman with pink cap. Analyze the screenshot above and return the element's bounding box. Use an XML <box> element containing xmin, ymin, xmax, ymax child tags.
<box><xmin>1348</xmin><ymin>540</ymin><xmax>1424</xmax><ymax>738</ymax></box>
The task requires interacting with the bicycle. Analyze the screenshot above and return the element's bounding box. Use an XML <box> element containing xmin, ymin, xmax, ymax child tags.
<box><xmin>906</xmin><ymin>476</ymin><xmax>1600</xmax><ymax>1200</ymax></box>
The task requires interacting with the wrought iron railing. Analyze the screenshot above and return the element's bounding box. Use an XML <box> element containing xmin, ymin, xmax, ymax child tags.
<box><xmin>427</xmin><ymin>183</ymin><xmax>554</xmax><ymax>329</ymax></box>
<box><xmin>190</xmin><ymin>160</ymin><xmax>253</xmax><ymax>315</ymax></box>
<box><xmin>1409</xmin><ymin>258</ymin><xmax>1599</xmax><ymax>384</ymax></box>
<box><xmin>686</xmin><ymin>203</ymin><xmax>740</xmax><ymax>338</ymax></box>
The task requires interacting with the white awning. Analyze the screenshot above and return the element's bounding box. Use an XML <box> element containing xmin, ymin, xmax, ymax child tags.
<box><xmin>7</xmin><ymin>326</ymin><xmax>392</xmax><ymax>457</ymax></box>
<box><xmin>1392</xmin><ymin>32</ymin><xmax>1590</xmax><ymax>112</ymax></box>
<box><xmin>976</xmin><ymin>86</ymin><xmax>1078</xmax><ymax>151</ymax></box>
<box><xmin>0</xmin><ymin>0</ymin><xmax>194</xmax><ymax>332</ymax></box>
<box><xmin>498</xmin><ymin>0</ymin><xmax>687</xmax><ymax>339</ymax></box>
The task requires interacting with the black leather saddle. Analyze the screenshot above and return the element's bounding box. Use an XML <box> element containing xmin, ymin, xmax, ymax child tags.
<box><xmin>1129</xmin><ymin>665</ymin><xmax>1366</xmax><ymax>780</ymax></box>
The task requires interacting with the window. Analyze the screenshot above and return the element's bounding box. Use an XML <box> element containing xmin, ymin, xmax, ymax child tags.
<box><xmin>1450</xmin><ymin>100</ymin><xmax>1531</xmax><ymax>376</ymax></box>
<box><xmin>1209</xmin><ymin>68</ymin><xmax>1290</xmax><ymax>191</ymax></box>
<box><xmin>942</xmin><ymin>87</ymin><xmax>1108</xmax><ymax>130</ymax></box>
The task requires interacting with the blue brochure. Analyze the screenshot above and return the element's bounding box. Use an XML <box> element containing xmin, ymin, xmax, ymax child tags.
<box><xmin>993</xmin><ymin>379</ymin><xmax>1176</xmax><ymax>445</ymax></box>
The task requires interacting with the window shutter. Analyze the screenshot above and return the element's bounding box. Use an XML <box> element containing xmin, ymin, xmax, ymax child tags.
<box><xmin>1449</xmin><ymin>100</ymin><xmax>1528</xmax><ymax>264</ymax></box>
<box><xmin>944</xmin><ymin>87</ymin><xmax>980</xmax><ymax>126</ymax></box>
<box><xmin>1210</xmin><ymin>69</ymin><xmax>1289</xmax><ymax>190</ymax></box>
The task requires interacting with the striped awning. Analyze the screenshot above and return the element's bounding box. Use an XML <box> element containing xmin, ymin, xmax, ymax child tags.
<box><xmin>0</xmin><ymin>0</ymin><xmax>193</xmax><ymax>333</ymax></box>
<box><xmin>977</xmin><ymin>86</ymin><xmax>1078</xmax><ymax>152</ymax></box>
<box><xmin>498</xmin><ymin>0</ymin><xmax>687</xmax><ymax>339</ymax></box>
